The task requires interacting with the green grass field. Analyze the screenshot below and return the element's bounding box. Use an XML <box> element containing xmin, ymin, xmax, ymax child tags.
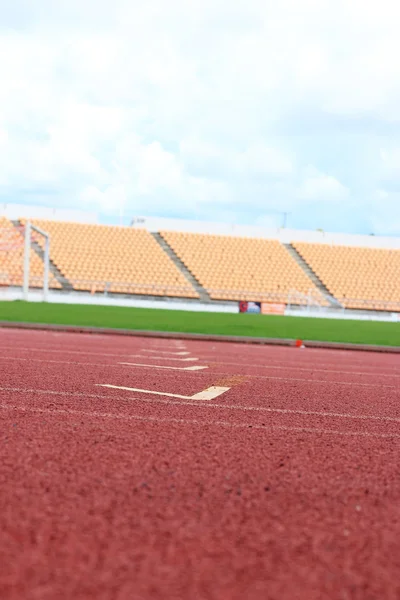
<box><xmin>0</xmin><ymin>300</ymin><xmax>399</xmax><ymax>346</ymax></box>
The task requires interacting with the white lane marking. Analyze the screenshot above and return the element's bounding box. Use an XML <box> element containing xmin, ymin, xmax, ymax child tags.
<box><xmin>204</xmin><ymin>371</ymin><xmax>400</xmax><ymax>389</ymax></box>
<box><xmin>142</xmin><ymin>350</ymin><xmax>190</xmax><ymax>356</ymax></box>
<box><xmin>191</xmin><ymin>387</ymin><xmax>231</xmax><ymax>400</ymax></box>
<box><xmin>0</xmin><ymin>346</ymin><xmax>400</xmax><ymax>376</ymax></box>
<box><xmin>129</xmin><ymin>354</ymin><xmax>199</xmax><ymax>362</ymax></box>
<box><xmin>0</xmin><ymin>355</ymin><xmax>398</xmax><ymax>390</ymax></box>
<box><xmin>119</xmin><ymin>362</ymin><xmax>207</xmax><ymax>371</ymax></box>
<box><xmin>2</xmin><ymin>386</ymin><xmax>400</xmax><ymax>423</ymax></box>
<box><xmin>1</xmin><ymin>402</ymin><xmax>399</xmax><ymax>439</ymax></box>
<box><xmin>186</xmin><ymin>350</ymin><xmax>400</xmax><ymax>373</ymax></box>
<box><xmin>1</xmin><ymin>344</ymin><xmax>398</xmax><ymax>375</ymax></box>
<box><xmin>97</xmin><ymin>384</ymin><xmax>230</xmax><ymax>401</ymax></box>
<box><xmin>0</xmin><ymin>345</ymin><xmax>142</xmax><ymax>359</ymax></box>
<box><xmin>0</xmin><ymin>355</ymin><xmax>207</xmax><ymax>371</ymax></box>
<box><xmin>200</xmin><ymin>359</ymin><xmax>400</xmax><ymax>379</ymax></box>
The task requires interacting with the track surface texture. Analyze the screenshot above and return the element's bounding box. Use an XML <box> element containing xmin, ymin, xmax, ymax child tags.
<box><xmin>1</xmin><ymin>328</ymin><xmax>400</xmax><ymax>600</ymax></box>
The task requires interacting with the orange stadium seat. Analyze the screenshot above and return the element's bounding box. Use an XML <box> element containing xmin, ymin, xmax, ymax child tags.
<box><xmin>160</xmin><ymin>231</ymin><xmax>326</xmax><ymax>305</ymax></box>
<box><xmin>24</xmin><ymin>219</ymin><xmax>198</xmax><ymax>298</ymax></box>
<box><xmin>293</xmin><ymin>242</ymin><xmax>400</xmax><ymax>311</ymax></box>
<box><xmin>0</xmin><ymin>217</ymin><xmax>60</xmax><ymax>289</ymax></box>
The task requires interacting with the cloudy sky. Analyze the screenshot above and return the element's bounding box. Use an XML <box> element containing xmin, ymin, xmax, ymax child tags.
<box><xmin>1</xmin><ymin>0</ymin><xmax>400</xmax><ymax>235</ymax></box>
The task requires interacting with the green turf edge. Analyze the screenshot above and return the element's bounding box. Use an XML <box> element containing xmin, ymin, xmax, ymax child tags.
<box><xmin>0</xmin><ymin>300</ymin><xmax>399</xmax><ymax>347</ymax></box>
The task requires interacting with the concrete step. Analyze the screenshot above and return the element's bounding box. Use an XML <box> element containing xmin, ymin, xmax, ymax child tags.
<box><xmin>152</xmin><ymin>232</ymin><xmax>211</xmax><ymax>302</ymax></box>
<box><xmin>284</xmin><ymin>243</ymin><xmax>342</xmax><ymax>308</ymax></box>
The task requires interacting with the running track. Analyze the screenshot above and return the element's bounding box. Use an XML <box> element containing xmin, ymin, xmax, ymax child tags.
<box><xmin>1</xmin><ymin>328</ymin><xmax>400</xmax><ymax>600</ymax></box>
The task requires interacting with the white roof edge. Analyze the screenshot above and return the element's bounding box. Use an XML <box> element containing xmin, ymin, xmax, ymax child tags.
<box><xmin>0</xmin><ymin>202</ymin><xmax>98</xmax><ymax>224</ymax></box>
<box><xmin>131</xmin><ymin>216</ymin><xmax>400</xmax><ymax>250</ymax></box>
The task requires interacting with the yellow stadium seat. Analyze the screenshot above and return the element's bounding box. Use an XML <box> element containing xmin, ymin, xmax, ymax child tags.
<box><xmin>160</xmin><ymin>231</ymin><xmax>327</xmax><ymax>306</ymax></box>
<box><xmin>20</xmin><ymin>219</ymin><xmax>198</xmax><ymax>299</ymax></box>
<box><xmin>293</xmin><ymin>242</ymin><xmax>400</xmax><ymax>311</ymax></box>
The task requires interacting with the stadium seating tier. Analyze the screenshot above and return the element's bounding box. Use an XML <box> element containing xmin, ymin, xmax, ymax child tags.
<box><xmin>27</xmin><ymin>219</ymin><xmax>198</xmax><ymax>298</ymax></box>
<box><xmin>160</xmin><ymin>231</ymin><xmax>327</xmax><ymax>305</ymax></box>
<box><xmin>293</xmin><ymin>242</ymin><xmax>400</xmax><ymax>310</ymax></box>
<box><xmin>2</xmin><ymin>215</ymin><xmax>399</xmax><ymax>312</ymax></box>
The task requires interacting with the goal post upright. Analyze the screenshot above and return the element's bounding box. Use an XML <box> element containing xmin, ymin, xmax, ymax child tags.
<box><xmin>23</xmin><ymin>220</ymin><xmax>50</xmax><ymax>302</ymax></box>
<box><xmin>23</xmin><ymin>221</ymin><xmax>31</xmax><ymax>301</ymax></box>
<box><xmin>43</xmin><ymin>234</ymin><xmax>49</xmax><ymax>302</ymax></box>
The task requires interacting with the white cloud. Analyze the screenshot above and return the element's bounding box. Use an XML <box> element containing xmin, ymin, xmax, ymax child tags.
<box><xmin>368</xmin><ymin>193</ymin><xmax>400</xmax><ymax>235</ymax></box>
<box><xmin>235</xmin><ymin>145</ymin><xmax>293</xmax><ymax>177</ymax></box>
<box><xmin>379</xmin><ymin>147</ymin><xmax>400</xmax><ymax>179</ymax></box>
<box><xmin>0</xmin><ymin>0</ymin><xmax>399</xmax><ymax>234</ymax></box>
<box><xmin>298</xmin><ymin>167</ymin><xmax>349</xmax><ymax>201</ymax></box>
<box><xmin>375</xmin><ymin>190</ymin><xmax>389</xmax><ymax>200</ymax></box>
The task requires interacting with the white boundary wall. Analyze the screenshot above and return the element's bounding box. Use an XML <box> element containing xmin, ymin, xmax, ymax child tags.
<box><xmin>1</xmin><ymin>287</ymin><xmax>398</xmax><ymax>322</ymax></box>
<box><xmin>0</xmin><ymin>287</ymin><xmax>236</xmax><ymax>313</ymax></box>
<box><xmin>132</xmin><ymin>216</ymin><xmax>400</xmax><ymax>249</ymax></box>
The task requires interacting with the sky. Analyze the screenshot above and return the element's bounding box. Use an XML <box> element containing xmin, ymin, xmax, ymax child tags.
<box><xmin>1</xmin><ymin>0</ymin><xmax>400</xmax><ymax>235</ymax></box>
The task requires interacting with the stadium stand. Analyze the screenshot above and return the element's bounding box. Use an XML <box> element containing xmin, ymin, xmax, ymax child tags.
<box><xmin>25</xmin><ymin>219</ymin><xmax>198</xmax><ymax>298</ymax></box>
<box><xmin>0</xmin><ymin>217</ymin><xmax>60</xmax><ymax>289</ymax></box>
<box><xmin>160</xmin><ymin>230</ymin><xmax>327</xmax><ymax>304</ymax></box>
<box><xmin>3</xmin><ymin>211</ymin><xmax>399</xmax><ymax>313</ymax></box>
<box><xmin>293</xmin><ymin>242</ymin><xmax>400</xmax><ymax>310</ymax></box>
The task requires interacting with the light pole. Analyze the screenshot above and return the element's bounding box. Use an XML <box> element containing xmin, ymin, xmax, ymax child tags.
<box><xmin>282</xmin><ymin>212</ymin><xmax>291</xmax><ymax>228</ymax></box>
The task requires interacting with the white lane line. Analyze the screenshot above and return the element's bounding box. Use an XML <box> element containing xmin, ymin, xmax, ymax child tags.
<box><xmin>129</xmin><ymin>354</ymin><xmax>199</xmax><ymax>362</ymax></box>
<box><xmin>0</xmin><ymin>355</ymin><xmax>207</xmax><ymax>371</ymax></box>
<box><xmin>2</xmin><ymin>386</ymin><xmax>400</xmax><ymax>423</ymax></box>
<box><xmin>119</xmin><ymin>362</ymin><xmax>207</xmax><ymax>371</ymax></box>
<box><xmin>1</xmin><ymin>402</ymin><xmax>399</xmax><ymax>439</ymax></box>
<box><xmin>0</xmin><ymin>345</ymin><xmax>141</xmax><ymax>359</ymax></box>
<box><xmin>142</xmin><ymin>350</ymin><xmax>190</xmax><ymax>356</ymax></box>
<box><xmin>189</xmin><ymin>353</ymin><xmax>400</xmax><ymax>373</ymax></box>
<box><xmin>1</xmin><ymin>345</ymin><xmax>398</xmax><ymax>375</ymax></box>
<box><xmin>97</xmin><ymin>384</ymin><xmax>230</xmax><ymax>401</ymax></box>
<box><xmin>205</xmin><ymin>372</ymin><xmax>399</xmax><ymax>389</ymax></box>
<box><xmin>132</xmin><ymin>396</ymin><xmax>400</xmax><ymax>423</ymax></box>
<box><xmin>201</xmin><ymin>359</ymin><xmax>400</xmax><ymax>379</ymax></box>
<box><xmin>0</xmin><ymin>355</ymin><xmax>398</xmax><ymax>389</ymax></box>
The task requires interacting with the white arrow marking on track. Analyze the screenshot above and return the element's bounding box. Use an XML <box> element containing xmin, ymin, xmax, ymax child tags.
<box><xmin>142</xmin><ymin>350</ymin><xmax>190</xmax><ymax>356</ymax></box>
<box><xmin>130</xmin><ymin>354</ymin><xmax>199</xmax><ymax>362</ymax></box>
<box><xmin>97</xmin><ymin>384</ymin><xmax>230</xmax><ymax>401</ymax></box>
<box><xmin>119</xmin><ymin>362</ymin><xmax>207</xmax><ymax>371</ymax></box>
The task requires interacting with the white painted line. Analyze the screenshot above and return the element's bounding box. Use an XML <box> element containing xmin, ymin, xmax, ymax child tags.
<box><xmin>119</xmin><ymin>362</ymin><xmax>207</xmax><ymax>371</ymax></box>
<box><xmin>201</xmin><ymin>359</ymin><xmax>400</xmax><ymax>379</ymax></box>
<box><xmin>2</xmin><ymin>344</ymin><xmax>398</xmax><ymax>375</ymax></box>
<box><xmin>0</xmin><ymin>345</ymin><xmax>159</xmax><ymax>360</ymax></box>
<box><xmin>191</xmin><ymin>386</ymin><xmax>232</xmax><ymax>400</ymax></box>
<box><xmin>0</xmin><ymin>355</ymin><xmax>206</xmax><ymax>371</ymax></box>
<box><xmin>142</xmin><ymin>350</ymin><xmax>190</xmax><ymax>356</ymax></box>
<box><xmin>2</xmin><ymin>387</ymin><xmax>400</xmax><ymax>424</ymax></box>
<box><xmin>130</xmin><ymin>354</ymin><xmax>199</xmax><ymax>362</ymax></box>
<box><xmin>0</xmin><ymin>356</ymin><xmax>398</xmax><ymax>390</ymax></box>
<box><xmin>97</xmin><ymin>384</ymin><xmax>230</xmax><ymax>401</ymax></box>
<box><xmin>1</xmin><ymin>403</ymin><xmax>399</xmax><ymax>439</ymax></box>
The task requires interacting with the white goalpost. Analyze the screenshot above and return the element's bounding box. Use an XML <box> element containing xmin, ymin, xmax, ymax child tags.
<box><xmin>23</xmin><ymin>221</ymin><xmax>50</xmax><ymax>302</ymax></box>
<box><xmin>0</xmin><ymin>220</ymin><xmax>50</xmax><ymax>302</ymax></box>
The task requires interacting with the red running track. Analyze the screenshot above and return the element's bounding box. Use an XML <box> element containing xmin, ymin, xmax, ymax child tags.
<box><xmin>1</xmin><ymin>328</ymin><xmax>400</xmax><ymax>599</ymax></box>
